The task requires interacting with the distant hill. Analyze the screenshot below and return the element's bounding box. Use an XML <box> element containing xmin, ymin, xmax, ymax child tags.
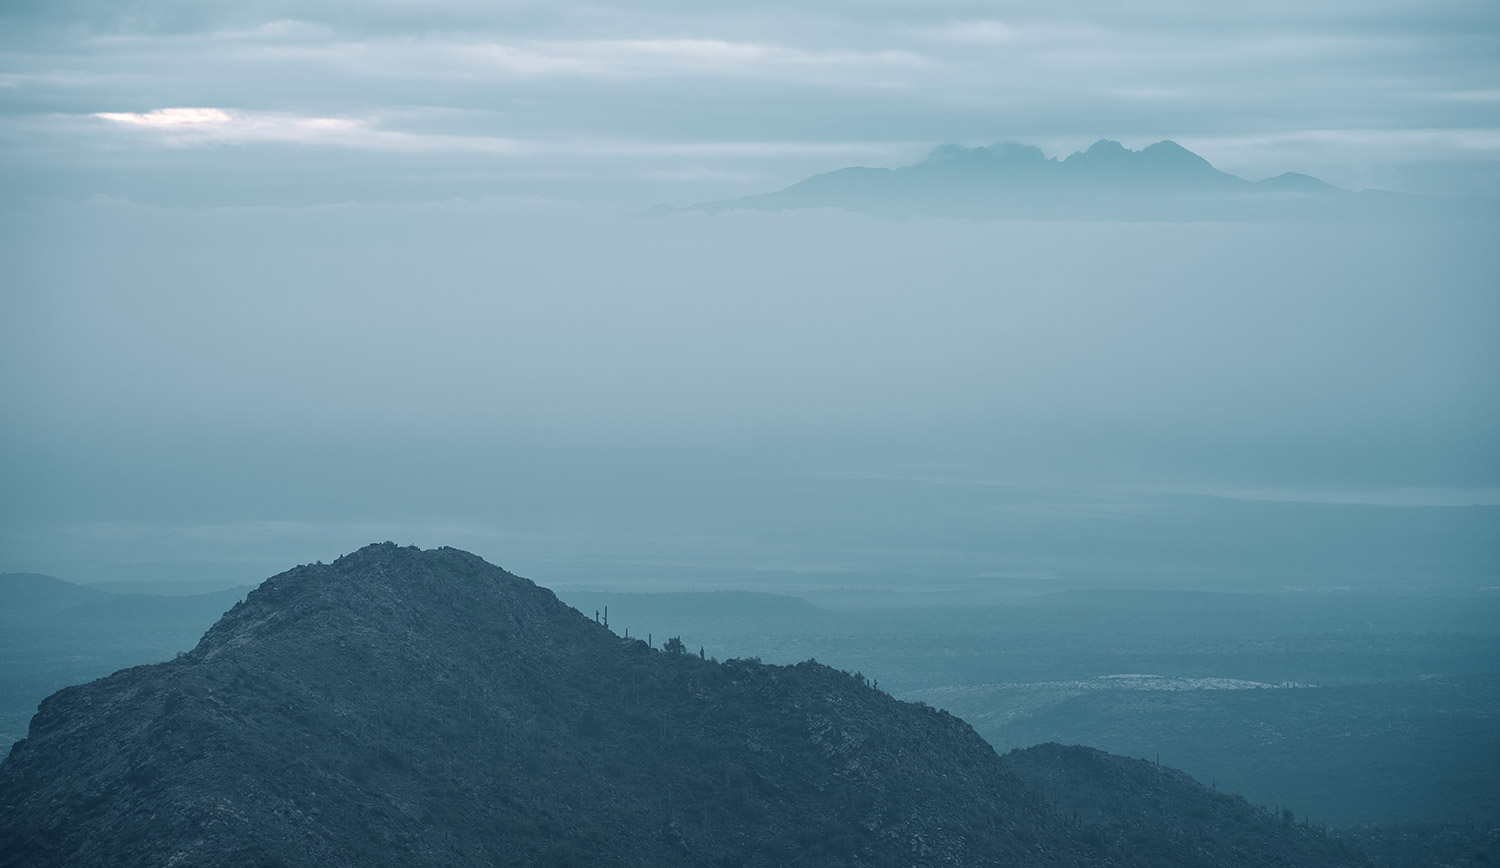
<box><xmin>0</xmin><ymin>573</ymin><xmax>108</xmax><ymax>616</ymax></box>
<box><xmin>85</xmin><ymin>579</ymin><xmax>256</xmax><ymax>596</ymax></box>
<box><xmin>0</xmin><ymin>544</ymin><xmax>1372</xmax><ymax>867</ymax></box>
<box><xmin>691</xmin><ymin>139</ymin><xmax>1493</xmax><ymax>221</ymax></box>
<box><xmin>35</xmin><ymin>587</ymin><xmax>252</xmax><ymax>636</ymax></box>
<box><xmin>906</xmin><ymin>674</ymin><xmax>1500</xmax><ymax>828</ymax></box>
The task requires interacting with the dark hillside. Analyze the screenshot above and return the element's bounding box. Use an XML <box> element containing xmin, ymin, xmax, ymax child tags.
<box><xmin>0</xmin><ymin>545</ymin><xmax>1080</xmax><ymax>867</ymax></box>
<box><xmin>0</xmin><ymin>545</ymin><xmax>1374</xmax><ymax>867</ymax></box>
<box><xmin>1005</xmin><ymin>743</ymin><xmax>1370</xmax><ymax>867</ymax></box>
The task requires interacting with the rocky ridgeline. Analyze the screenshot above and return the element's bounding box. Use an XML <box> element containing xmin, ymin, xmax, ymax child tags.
<box><xmin>0</xmin><ymin>544</ymin><xmax>1372</xmax><ymax>867</ymax></box>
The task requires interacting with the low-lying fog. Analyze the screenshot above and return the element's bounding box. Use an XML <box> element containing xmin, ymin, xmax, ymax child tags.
<box><xmin>1</xmin><ymin>199</ymin><xmax>1495</xmax><ymax>594</ymax></box>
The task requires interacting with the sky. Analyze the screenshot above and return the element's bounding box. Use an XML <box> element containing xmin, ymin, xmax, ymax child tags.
<box><xmin>0</xmin><ymin>1</ymin><xmax>1497</xmax><ymax>591</ymax></box>
<box><xmin>3</xmin><ymin>0</ymin><xmax>1500</xmax><ymax>203</ymax></box>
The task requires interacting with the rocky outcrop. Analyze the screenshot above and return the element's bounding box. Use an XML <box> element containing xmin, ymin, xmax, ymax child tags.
<box><xmin>0</xmin><ymin>544</ymin><xmax>1376</xmax><ymax>867</ymax></box>
<box><xmin>0</xmin><ymin>544</ymin><xmax>1082</xmax><ymax>867</ymax></box>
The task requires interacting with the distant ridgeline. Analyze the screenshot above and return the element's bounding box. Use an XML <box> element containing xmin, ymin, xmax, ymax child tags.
<box><xmin>0</xmin><ymin>544</ymin><xmax>1371</xmax><ymax>867</ymax></box>
<box><xmin>691</xmin><ymin>139</ymin><xmax>1494</xmax><ymax>221</ymax></box>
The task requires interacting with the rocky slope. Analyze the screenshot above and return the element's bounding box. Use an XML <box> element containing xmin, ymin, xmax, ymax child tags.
<box><xmin>0</xmin><ymin>544</ymin><xmax>1372</xmax><ymax>867</ymax></box>
<box><xmin>1005</xmin><ymin>743</ymin><xmax>1371</xmax><ymax>867</ymax></box>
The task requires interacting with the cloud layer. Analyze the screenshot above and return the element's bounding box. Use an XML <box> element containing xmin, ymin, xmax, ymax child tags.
<box><xmin>3</xmin><ymin>0</ymin><xmax>1498</xmax><ymax>201</ymax></box>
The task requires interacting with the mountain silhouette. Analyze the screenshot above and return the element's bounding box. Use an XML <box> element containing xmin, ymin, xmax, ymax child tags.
<box><xmin>0</xmin><ymin>544</ymin><xmax>1371</xmax><ymax>867</ymax></box>
<box><xmin>0</xmin><ymin>572</ymin><xmax>109</xmax><ymax>617</ymax></box>
<box><xmin>690</xmin><ymin>139</ymin><xmax>1487</xmax><ymax>221</ymax></box>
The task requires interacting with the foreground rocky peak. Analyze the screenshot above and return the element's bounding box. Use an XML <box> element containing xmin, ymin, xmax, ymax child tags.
<box><xmin>0</xmin><ymin>545</ymin><xmax>1071</xmax><ymax>867</ymax></box>
<box><xmin>189</xmin><ymin>542</ymin><xmax>566</xmax><ymax>662</ymax></box>
<box><xmin>0</xmin><ymin>545</ymin><xmax>1372</xmax><ymax>868</ymax></box>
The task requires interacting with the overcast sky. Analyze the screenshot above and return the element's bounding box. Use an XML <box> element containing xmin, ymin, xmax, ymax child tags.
<box><xmin>1</xmin><ymin>2</ymin><xmax>1496</xmax><ymax>588</ymax></box>
<box><xmin>3</xmin><ymin>0</ymin><xmax>1499</xmax><ymax>203</ymax></box>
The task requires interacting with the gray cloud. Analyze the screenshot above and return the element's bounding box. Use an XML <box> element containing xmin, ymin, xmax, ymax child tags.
<box><xmin>2</xmin><ymin>0</ymin><xmax>1497</xmax><ymax>199</ymax></box>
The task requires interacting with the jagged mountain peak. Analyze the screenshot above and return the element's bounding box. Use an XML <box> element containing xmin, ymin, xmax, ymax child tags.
<box><xmin>1138</xmin><ymin>140</ymin><xmax>1220</xmax><ymax>170</ymax></box>
<box><xmin>1061</xmin><ymin>139</ymin><xmax>1236</xmax><ymax>184</ymax></box>
<box><xmin>1140</xmin><ymin>139</ymin><xmax>1197</xmax><ymax>157</ymax></box>
<box><xmin>1066</xmin><ymin>138</ymin><xmax>1131</xmax><ymax>161</ymax></box>
<box><xmin>689</xmin><ymin>135</ymin><xmax>1383</xmax><ymax>220</ymax></box>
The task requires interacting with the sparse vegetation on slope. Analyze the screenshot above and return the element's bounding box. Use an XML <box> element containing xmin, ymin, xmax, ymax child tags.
<box><xmin>0</xmin><ymin>545</ymin><xmax>1378</xmax><ymax>868</ymax></box>
<box><xmin>1005</xmin><ymin>743</ymin><xmax>1371</xmax><ymax>867</ymax></box>
<box><xmin>0</xmin><ymin>545</ymin><xmax>1079</xmax><ymax>867</ymax></box>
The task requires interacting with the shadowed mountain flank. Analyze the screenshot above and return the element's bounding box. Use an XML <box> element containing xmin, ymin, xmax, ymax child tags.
<box><xmin>692</xmin><ymin>139</ymin><xmax>1491</xmax><ymax>222</ymax></box>
<box><xmin>0</xmin><ymin>545</ymin><xmax>1372</xmax><ymax>867</ymax></box>
<box><xmin>1005</xmin><ymin>743</ymin><xmax>1371</xmax><ymax>867</ymax></box>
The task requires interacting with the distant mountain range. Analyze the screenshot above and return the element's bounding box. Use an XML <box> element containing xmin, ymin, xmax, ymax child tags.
<box><xmin>0</xmin><ymin>544</ymin><xmax>1372</xmax><ymax>868</ymax></box>
<box><xmin>691</xmin><ymin>139</ymin><xmax>1493</xmax><ymax>221</ymax></box>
